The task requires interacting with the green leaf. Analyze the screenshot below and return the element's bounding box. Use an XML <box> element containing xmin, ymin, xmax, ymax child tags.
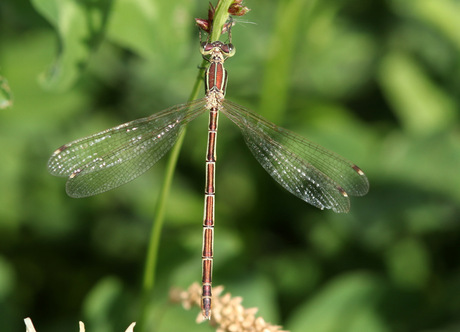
<box><xmin>83</xmin><ymin>277</ymin><xmax>124</xmax><ymax>332</ymax></box>
<box><xmin>391</xmin><ymin>0</ymin><xmax>460</xmax><ymax>50</ymax></box>
<box><xmin>0</xmin><ymin>257</ymin><xmax>14</xmax><ymax>299</ymax></box>
<box><xmin>259</xmin><ymin>0</ymin><xmax>318</xmax><ymax>123</ymax></box>
<box><xmin>31</xmin><ymin>0</ymin><xmax>112</xmax><ymax>91</ymax></box>
<box><xmin>107</xmin><ymin>0</ymin><xmax>195</xmax><ymax>63</ymax></box>
<box><xmin>230</xmin><ymin>275</ymin><xmax>280</xmax><ymax>323</ymax></box>
<box><xmin>379</xmin><ymin>51</ymin><xmax>456</xmax><ymax>136</ymax></box>
<box><xmin>385</xmin><ymin>237</ymin><xmax>430</xmax><ymax>289</ymax></box>
<box><xmin>287</xmin><ymin>273</ymin><xmax>387</xmax><ymax>332</ymax></box>
<box><xmin>0</xmin><ymin>75</ymin><xmax>13</xmax><ymax>109</ymax></box>
<box><xmin>31</xmin><ymin>0</ymin><xmax>196</xmax><ymax>92</ymax></box>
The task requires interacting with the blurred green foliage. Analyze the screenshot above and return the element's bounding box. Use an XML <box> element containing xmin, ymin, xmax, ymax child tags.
<box><xmin>1</xmin><ymin>0</ymin><xmax>460</xmax><ymax>331</ymax></box>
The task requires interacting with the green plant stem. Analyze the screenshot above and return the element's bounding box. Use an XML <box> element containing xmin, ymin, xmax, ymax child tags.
<box><xmin>210</xmin><ymin>0</ymin><xmax>233</xmax><ymax>41</ymax></box>
<box><xmin>138</xmin><ymin>0</ymin><xmax>234</xmax><ymax>329</ymax></box>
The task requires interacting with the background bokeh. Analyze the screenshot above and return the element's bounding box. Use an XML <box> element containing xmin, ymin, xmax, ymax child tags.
<box><xmin>1</xmin><ymin>0</ymin><xmax>460</xmax><ymax>331</ymax></box>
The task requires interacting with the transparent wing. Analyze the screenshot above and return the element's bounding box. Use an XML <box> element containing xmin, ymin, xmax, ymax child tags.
<box><xmin>48</xmin><ymin>98</ymin><xmax>207</xmax><ymax>198</ymax></box>
<box><xmin>221</xmin><ymin>100</ymin><xmax>369</xmax><ymax>213</ymax></box>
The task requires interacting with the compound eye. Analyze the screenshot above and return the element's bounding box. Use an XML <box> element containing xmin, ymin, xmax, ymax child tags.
<box><xmin>224</xmin><ymin>43</ymin><xmax>235</xmax><ymax>56</ymax></box>
<box><xmin>204</xmin><ymin>43</ymin><xmax>214</xmax><ymax>52</ymax></box>
<box><xmin>200</xmin><ymin>42</ymin><xmax>214</xmax><ymax>55</ymax></box>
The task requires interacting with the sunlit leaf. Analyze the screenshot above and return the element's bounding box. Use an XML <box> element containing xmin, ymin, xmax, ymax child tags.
<box><xmin>31</xmin><ymin>0</ymin><xmax>112</xmax><ymax>91</ymax></box>
<box><xmin>287</xmin><ymin>273</ymin><xmax>387</xmax><ymax>332</ymax></box>
<box><xmin>392</xmin><ymin>0</ymin><xmax>460</xmax><ymax>51</ymax></box>
<box><xmin>31</xmin><ymin>0</ymin><xmax>195</xmax><ymax>91</ymax></box>
<box><xmin>107</xmin><ymin>0</ymin><xmax>195</xmax><ymax>64</ymax></box>
<box><xmin>0</xmin><ymin>75</ymin><xmax>13</xmax><ymax>109</ymax></box>
<box><xmin>379</xmin><ymin>51</ymin><xmax>456</xmax><ymax>136</ymax></box>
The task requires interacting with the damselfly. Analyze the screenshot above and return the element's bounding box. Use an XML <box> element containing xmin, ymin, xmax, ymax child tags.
<box><xmin>48</xmin><ymin>34</ymin><xmax>369</xmax><ymax>319</ymax></box>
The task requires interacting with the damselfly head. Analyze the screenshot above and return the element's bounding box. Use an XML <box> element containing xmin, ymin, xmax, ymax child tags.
<box><xmin>200</xmin><ymin>41</ymin><xmax>236</xmax><ymax>60</ymax></box>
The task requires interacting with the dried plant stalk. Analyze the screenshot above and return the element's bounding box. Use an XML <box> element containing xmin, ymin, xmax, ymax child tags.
<box><xmin>170</xmin><ymin>283</ymin><xmax>289</xmax><ymax>332</ymax></box>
